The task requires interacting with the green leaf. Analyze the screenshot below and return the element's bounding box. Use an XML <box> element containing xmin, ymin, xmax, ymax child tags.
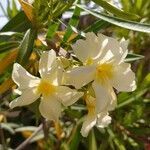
<box><xmin>84</xmin><ymin>20</ymin><xmax>110</xmax><ymax>33</ymax></box>
<box><xmin>61</xmin><ymin>143</ymin><xmax>70</xmax><ymax>150</ymax></box>
<box><xmin>92</xmin><ymin>0</ymin><xmax>139</xmax><ymax>20</ymax></box>
<box><xmin>1</xmin><ymin>11</ymin><xmax>31</xmax><ymax>32</ymax></box>
<box><xmin>88</xmin><ymin>129</ymin><xmax>97</xmax><ymax>150</ymax></box>
<box><xmin>141</xmin><ymin>73</ymin><xmax>150</xmax><ymax>88</ymax></box>
<box><xmin>46</xmin><ymin>22</ymin><xmax>60</xmax><ymax>40</ymax></box>
<box><xmin>71</xmin><ymin>20</ymin><xmax>109</xmax><ymax>43</ymax></box>
<box><xmin>125</xmin><ymin>53</ymin><xmax>144</xmax><ymax>62</ymax></box>
<box><xmin>135</xmin><ymin>0</ymin><xmax>143</xmax><ymax>10</ymax></box>
<box><xmin>69</xmin><ymin>124</ymin><xmax>82</xmax><ymax>150</ymax></box>
<box><xmin>99</xmin><ymin>140</ymin><xmax>109</xmax><ymax>150</ymax></box>
<box><xmin>107</xmin><ymin>128</ymin><xmax>126</xmax><ymax>150</ymax></box>
<box><xmin>120</xmin><ymin>0</ymin><xmax>132</xmax><ymax>12</ymax></box>
<box><xmin>0</xmin><ymin>41</ymin><xmax>19</xmax><ymax>53</ymax></box>
<box><xmin>76</xmin><ymin>4</ymin><xmax>150</xmax><ymax>33</ymax></box>
<box><xmin>0</xmin><ymin>32</ymin><xmax>23</xmax><ymax>42</ymax></box>
<box><xmin>12</xmin><ymin>0</ymin><xmax>19</xmax><ymax>17</ymax></box>
<box><xmin>117</xmin><ymin>88</ymin><xmax>148</xmax><ymax>109</ymax></box>
<box><xmin>17</xmin><ymin>29</ymin><xmax>37</xmax><ymax>65</ymax></box>
<box><xmin>63</xmin><ymin>5</ymin><xmax>80</xmax><ymax>43</ymax></box>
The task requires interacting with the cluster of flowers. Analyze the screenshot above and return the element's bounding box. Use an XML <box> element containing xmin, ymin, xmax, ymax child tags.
<box><xmin>9</xmin><ymin>33</ymin><xmax>136</xmax><ymax>137</ymax></box>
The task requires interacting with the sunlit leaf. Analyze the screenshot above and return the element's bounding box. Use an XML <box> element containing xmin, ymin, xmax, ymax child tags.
<box><xmin>125</xmin><ymin>53</ymin><xmax>144</xmax><ymax>62</ymax></box>
<box><xmin>46</xmin><ymin>22</ymin><xmax>60</xmax><ymax>40</ymax></box>
<box><xmin>76</xmin><ymin>4</ymin><xmax>150</xmax><ymax>33</ymax></box>
<box><xmin>92</xmin><ymin>0</ymin><xmax>139</xmax><ymax>20</ymax></box>
<box><xmin>17</xmin><ymin>29</ymin><xmax>37</xmax><ymax>65</ymax></box>
<box><xmin>63</xmin><ymin>5</ymin><xmax>80</xmax><ymax>43</ymax></box>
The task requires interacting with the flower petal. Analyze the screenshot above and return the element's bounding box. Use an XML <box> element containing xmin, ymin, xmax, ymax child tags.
<box><xmin>57</xmin><ymin>86</ymin><xmax>83</xmax><ymax>106</ymax></box>
<box><xmin>112</xmin><ymin>63</ymin><xmax>136</xmax><ymax>92</ymax></box>
<box><xmin>119</xmin><ymin>38</ymin><xmax>128</xmax><ymax>62</ymax></box>
<box><xmin>97</xmin><ymin>113</ymin><xmax>111</xmax><ymax>128</ymax></box>
<box><xmin>80</xmin><ymin>115</ymin><xmax>97</xmax><ymax>137</ymax></box>
<box><xmin>72</xmin><ymin>32</ymin><xmax>102</xmax><ymax>63</ymax></box>
<box><xmin>92</xmin><ymin>81</ymin><xmax>117</xmax><ymax>113</ymax></box>
<box><xmin>39</xmin><ymin>50</ymin><xmax>57</xmax><ymax>78</ymax></box>
<box><xmin>39</xmin><ymin>51</ymin><xmax>63</xmax><ymax>85</ymax></box>
<box><xmin>39</xmin><ymin>96</ymin><xmax>61</xmax><ymax>121</ymax></box>
<box><xmin>9</xmin><ymin>87</ymin><xmax>40</xmax><ymax>109</ymax></box>
<box><xmin>97</xmin><ymin>34</ymin><xmax>128</xmax><ymax>64</ymax></box>
<box><xmin>64</xmin><ymin>65</ymin><xmax>95</xmax><ymax>89</ymax></box>
<box><xmin>12</xmin><ymin>63</ymin><xmax>40</xmax><ymax>90</ymax></box>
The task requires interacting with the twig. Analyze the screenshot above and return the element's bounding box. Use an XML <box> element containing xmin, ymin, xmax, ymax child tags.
<box><xmin>15</xmin><ymin>124</ymin><xmax>43</xmax><ymax>150</ymax></box>
<box><xmin>41</xmin><ymin>118</ymin><xmax>49</xmax><ymax>141</ymax></box>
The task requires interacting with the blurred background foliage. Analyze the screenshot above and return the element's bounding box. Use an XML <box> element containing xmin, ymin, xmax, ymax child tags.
<box><xmin>0</xmin><ymin>0</ymin><xmax>149</xmax><ymax>150</ymax></box>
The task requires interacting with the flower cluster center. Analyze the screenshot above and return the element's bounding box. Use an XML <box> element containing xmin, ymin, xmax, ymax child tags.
<box><xmin>37</xmin><ymin>80</ymin><xmax>56</xmax><ymax>97</ymax></box>
<box><xmin>96</xmin><ymin>63</ymin><xmax>114</xmax><ymax>84</ymax></box>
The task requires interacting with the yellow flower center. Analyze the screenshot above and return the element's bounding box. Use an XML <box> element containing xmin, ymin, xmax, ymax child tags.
<box><xmin>85</xmin><ymin>57</ymin><xmax>94</xmax><ymax>66</ymax></box>
<box><xmin>96</xmin><ymin>63</ymin><xmax>114</xmax><ymax>84</ymax></box>
<box><xmin>37</xmin><ymin>80</ymin><xmax>56</xmax><ymax>97</ymax></box>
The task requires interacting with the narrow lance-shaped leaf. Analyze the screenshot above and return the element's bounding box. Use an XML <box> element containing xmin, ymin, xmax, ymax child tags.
<box><xmin>88</xmin><ymin>129</ymin><xmax>97</xmax><ymax>150</ymax></box>
<box><xmin>69</xmin><ymin>124</ymin><xmax>82</xmax><ymax>150</ymax></box>
<box><xmin>120</xmin><ymin>0</ymin><xmax>132</xmax><ymax>12</ymax></box>
<box><xmin>84</xmin><ymin>20</ymin><xmax>110</xmax><ymax>33</ymax></box>
<box><xmin>17</xmin><ymin>29</ymin><xmax>37</xmax><ymax>65</ymax></box>
<box><xmin>1</xmin><ymin>11</ymin><xmax>31</xmax><ymax>32</ymax></box>
<box><xmin>125</xmin><ymin>53</ymin><xmax>144</xmax><ymax>62</ymax></box>
<box><xmin>71</xmin><ymin>20</ymin><xmax>110</xmax><ymax>42</ymax></box>
<box><xmin>107</xmin><ymin>128</ymin><xmax>126</xmax><ymax>150</ymax></box>
<box><xmin>92</xmin><ymin>0</ymin><xmax>139</xmax><ymax>20</ymax></box>
<box><xmin>12</xmin><ymin>0</ymin><xmax>19</xmax><ymax>17</ymax></box>
<box><xmin>117</xmin><ymin>88</ymin><xmax>148</xmax><ymax>109</ymax></box>
<box><xmin>76</xmin><ymin>4</ymin><xmax>150</xmax><ymax>33</ymax></box>
<box><xmin>0</xmin><ymin>32</ymin><xmax>23</xmax><ymax>42</ymax></box>
<box><xmin>0</xmin><ymin>41</ymin><xmax>19</xmax><ymax>53</ymax></box>
<box><xmin>46</xmin><ymin>22</ymin><xmax>60</xmax><ymax>40</ymax></box>
<box><xmin>63</xmin><ymin>5</ymin><xmax>81</xmax><ymax>43</ymax></box>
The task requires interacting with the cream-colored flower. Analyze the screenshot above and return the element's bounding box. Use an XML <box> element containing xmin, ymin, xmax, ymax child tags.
<box><xmin>9</xmin><ymin>50</ymin><xmax>83</xmax><ymax>121</ymax></box>
<box><xmin>81</xmin><ymin>95</ymin><xmax>111</xmax><ymax>137</ymax></box>
<box><xmin>65</xmin><ymin>33</ymin><xmax>136</xmax><ymax>113</ymax></box>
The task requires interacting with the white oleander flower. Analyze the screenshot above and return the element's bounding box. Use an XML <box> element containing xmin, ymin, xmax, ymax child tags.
<box><xmin>81</xmin><ymin>95</ymin><xmax>111</xmax><ymax>137</ymax></box>
<box><xmin>9</xmin><ymin>50</ymin><xmax>83</xmax><ymax>121</ymax></box>
<box><xmin>27</xmin><ymin>0</ymin><xmax>34</xmax><ymax>4</ymax></box>
<box><xmin>65</xmin><ymin>32</ymin><xmax>136</xmax><ymax>114</ymax></box>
